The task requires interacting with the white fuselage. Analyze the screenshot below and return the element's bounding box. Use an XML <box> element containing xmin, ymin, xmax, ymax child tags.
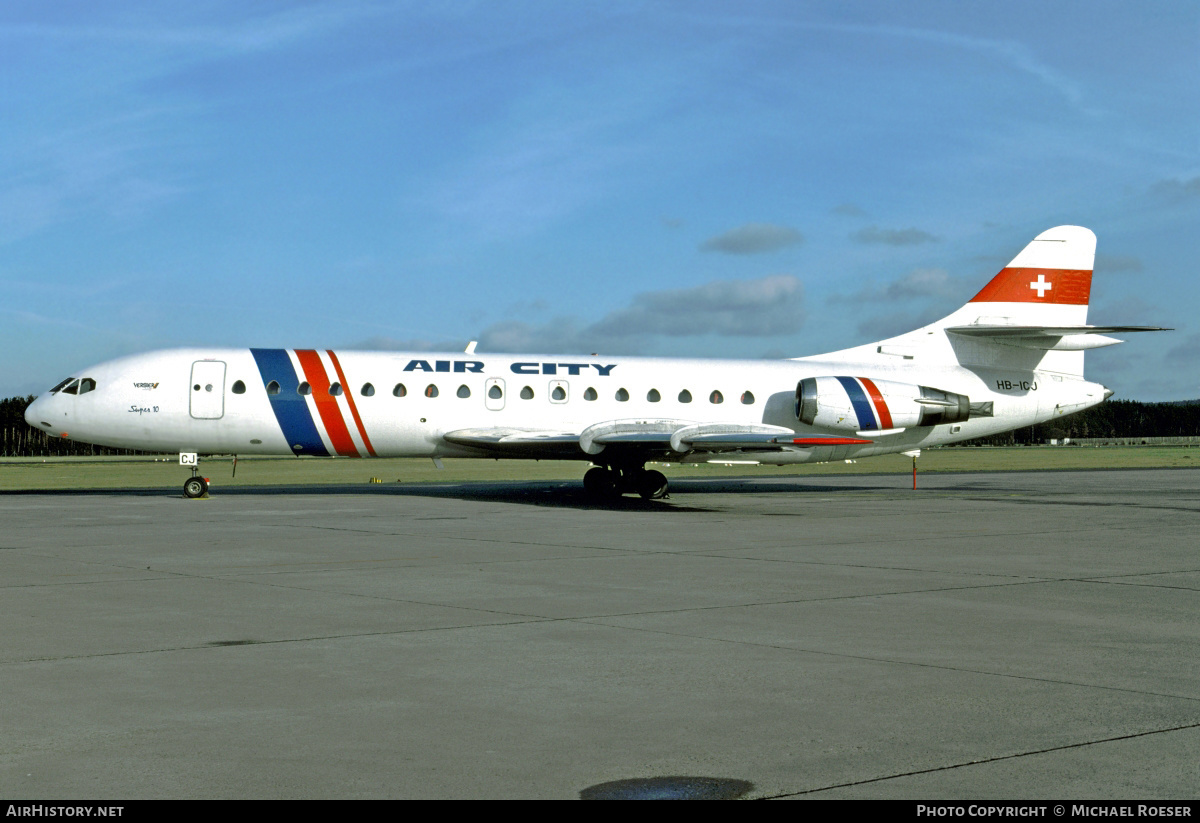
<box><xmin>24</xmin><ymin>346</ymin><xmax>1109</xmax><ymax>465</ymax></box>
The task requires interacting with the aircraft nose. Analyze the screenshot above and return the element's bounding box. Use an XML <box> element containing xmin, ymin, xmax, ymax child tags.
<box><xmin>24</xmin><ymin>395</ymin><xmax>53</xmax><ymax>430</ymax></box>
<box><xmin>24</xmin><ymin>397</ymin><xmax>41</xmax><ymax>427</ymax></box>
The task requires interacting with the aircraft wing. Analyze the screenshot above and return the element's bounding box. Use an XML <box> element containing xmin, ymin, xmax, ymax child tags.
<box><xmin>443</xmin><ymin>420</ymin><xmax>870</xmax><ymax>460</ymax></box>
<box><xmin>441</xmin><ymin>427</ymin><xmax>583</xmax><ymax>457</ymax></box>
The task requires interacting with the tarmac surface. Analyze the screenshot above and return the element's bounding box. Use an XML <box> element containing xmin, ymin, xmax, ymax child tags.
<box><xmin>2</xmin><ymin>468</ymin><xmax>1199</xmax><ymax>799</ymax></box>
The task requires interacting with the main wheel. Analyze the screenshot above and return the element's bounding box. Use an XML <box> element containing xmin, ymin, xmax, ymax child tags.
<box><xmin>636</xmin><ymin>469</ymin><xmax>669</xmax><ymax>500</ymax></box>
<box><xmin>183</xmin><ymin>476</ymin><xmax>209</xmax><ymax>499</ymax></box>
<box><xmin>583</xmin><ymin>466</ymin><xmax>618</xmax><ymax>497</ymax></box>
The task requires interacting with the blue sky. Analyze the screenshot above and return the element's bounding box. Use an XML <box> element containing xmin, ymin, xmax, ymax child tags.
<box><xmin>2</xmin><ymin>1</ymin><xmax>1196</xmax><ymax>401</ymax></box>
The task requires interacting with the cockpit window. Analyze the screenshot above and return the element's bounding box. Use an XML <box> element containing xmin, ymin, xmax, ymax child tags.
<box><xmin>49</xmin><ymin>378</ymin><xmax>75</xmax><ymax>394</ymax></box>
<box><xmin>61</xmin><ymin>379</ymin><xmax>81</xmax><ymax>395</ymax></box>
<box><xmin>77</xmin><ymin>378</ymin><xmax>96</xmax><ymax>395</ymax></box>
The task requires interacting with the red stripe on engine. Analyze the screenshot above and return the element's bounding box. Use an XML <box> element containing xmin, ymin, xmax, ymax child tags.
<box><xmin>327</xmin><ymin>350</ymin><xmax>376</xmax><ymax>457</ymax></box>
<box><xmin>294</xmin><ymin>349</ymin><xmax>360</xmax><ymax>457</ymax></box>
<box><xmin>857</xmin><ymin>377</ymin><xmax>893</xmax><ymax>430</ymax></box>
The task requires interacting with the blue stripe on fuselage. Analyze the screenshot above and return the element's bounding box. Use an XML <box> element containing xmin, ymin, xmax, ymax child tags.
<box><xmin>250</xmin><ymin>348</ymin><xmax>329</xmax><ymax>456</ymax></box>
<box><xmin>835</xmin><ymin>376</ymin><xmax>876</xmax><ymax>431</ymax></box>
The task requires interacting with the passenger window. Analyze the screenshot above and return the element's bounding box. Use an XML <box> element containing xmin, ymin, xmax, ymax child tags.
<box><xmin>488</xmin><ymin>385</ymin><xmax>503</xmax><ymax>399</ymax></box>
<box><xmin>741</xmin><ymin>391</ymin><xmax>754</xmax><ymax>405</ymax></box>
<box><xmin>583</xmin><ymin>387</ymin><xmax>598</xmax><ymax>401</ymax></box>
<box><xmin>361</xmin><ymin>383</ymin><xmax>375</xmax><ymax>397</ymax></box>
<box><xmin>710</xmin><ymin>390</ymin><xmax>724</xmax><ymax>404</ymax></box>
<box><xmin>266</xmin><ymin>380</ymin><xmax>281</xmax><ymax>395</ymax></box>
<box><xmin>520</xmin><ymin>386</ymin><xmax>534</xmax><ymax>400</ymax></box>
<box><xmin>551</xmin><ymin>385</ymin><xmax>566</xmax><ymax>401</ymax></box>
<box><xmin>425</xmin><ymin>384</ymin><xmax>439</xmax><ymax>398</ymax></box>
<box><xmin>615</xmin><ymin>388</ymin><xmax>629</xmax><ymax>402</ymax></box>
<box><xmin>298</xmin><ymin>382</ymin><xmax>312</xmax><ymax>396</ymax></box>
<box><xmin>678</xmin><ymin>389</ymin><xmax>692</xmax><ymax>403</ymax></box>
<box><xmin>329</xmin><ymin>382</ymin><xmax>343</xmax><ymax>396</ymax></box>
<box><xmin>393</xmin><ymin>383</ymin><xmax>407</xmax><ymax>397</ymax></box>
<box><xmin>78</xmin><ymin>378</ymin><xmax>96</xmax><ymax>395</ymax></box>
<box><xmin>232</xmin><ymin>380</ymin><xmax>246</xmax><ymax>394</ymax></box>
<box><xmin>457</xmin><ymin>385</ymin><xmax>471</xmax><ymax>398</ymax></box>
<box><xmin>647</xmin><ymin>389</ymin><xmax>661</xmax><ymax>402</ymax></box>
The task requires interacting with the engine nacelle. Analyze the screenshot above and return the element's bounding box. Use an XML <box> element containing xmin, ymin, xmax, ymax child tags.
<box><xmin>795</xmin><ymin>376</ymin><xmax>971</xmax><ymax>433</ymax></box>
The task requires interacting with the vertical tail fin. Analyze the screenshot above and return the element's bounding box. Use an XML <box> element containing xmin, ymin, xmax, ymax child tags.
<box><xmin>961</xmin><ymin>225</ymin><xmax>1095</xmax><ymax>326</ymax></box>
<box><xmin>812</xmin><ymin>226</ymin><xmax>1120</xmax><ymax>377</ymax></box>
<box><xmin>923</xmin><ymin>226</ymin><xmax>1096</xmax><ymax>376</ymax></box>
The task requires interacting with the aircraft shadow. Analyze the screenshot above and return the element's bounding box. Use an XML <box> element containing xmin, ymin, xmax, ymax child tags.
<box><xmin>1</xmin><ymin>475</ymin><xmax>914</xmax><ymax>513</ymax></box>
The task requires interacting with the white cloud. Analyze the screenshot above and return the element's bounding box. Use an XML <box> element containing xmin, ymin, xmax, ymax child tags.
<box><xmin>831</xmin><ymin>268</ymin><xmax>963</xmax><ymax>305</ymax></box>
<box><xmin>592</xmin><ymin>274</ymin><xmax>804</xmax><ymax>337</ymax></box>
<box><xmin>348</xmin><ymin>275</ymin><xmax>806</xmax><ymax>355</ymax></box>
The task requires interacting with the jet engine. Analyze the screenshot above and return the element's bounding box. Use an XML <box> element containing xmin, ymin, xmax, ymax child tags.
<box><xmin>795</xmin><ymin>376</ymin><xmax>972</xmax><ymax>433</ymax></box>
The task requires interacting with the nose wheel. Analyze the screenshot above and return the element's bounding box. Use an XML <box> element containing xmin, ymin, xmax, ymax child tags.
<box><xmin>183</xmin><ymin>475</ymin><xmax>209</xmax><ymax>499</ymax></box>
<box><xmin>179</xmin><ymin>452</ymin><xmax>209</xmax><ymax>498</ymax></box>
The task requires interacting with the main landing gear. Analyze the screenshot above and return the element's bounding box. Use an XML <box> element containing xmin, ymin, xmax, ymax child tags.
<box><xmin>583</xmin><ymin>465</ymin><xmax>669</xmax><ymax>500</ymax></box>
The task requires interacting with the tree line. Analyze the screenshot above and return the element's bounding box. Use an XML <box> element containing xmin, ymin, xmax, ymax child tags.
<box><xmin>964</xmin><ymin>398</ymin><xmax>1200</xmax><ymax>446</ymax></box>
<box><xmin>2</xmin><ymin>394</ymin><xmax>1198</xmax><ymax>457</ymax></box>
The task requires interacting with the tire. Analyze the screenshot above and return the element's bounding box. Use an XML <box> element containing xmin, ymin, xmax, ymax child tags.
<box><xmin>183</xmin><ymin>476</ymin><xmax>209</xmax><ymax>499</ymax></box>
<box><xmin>583</xmin><ymin>466</ymin><xmax>618</xmax><ymax>497</ymax></box>
<box><xmin>636</xmin><ymin>469</ymin><xmax>669</xmax><ymax>500</ymax></box>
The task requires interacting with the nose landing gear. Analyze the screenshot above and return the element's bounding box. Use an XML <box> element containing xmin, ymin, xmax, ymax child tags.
<box><xmin>180</xmin><ymin>452</ymin><xmax>209</xmax><ymax>498</ymax></box>
<box><xmin>183</xmin><ymin>474</ymin><xmax>209</xmax><ymax>499</ymax></box>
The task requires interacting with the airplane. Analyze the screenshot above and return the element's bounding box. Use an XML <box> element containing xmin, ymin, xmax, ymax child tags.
<box><xmin>24</xmin><ymin>225</ymin><xmax>1166</xmax><ymax>500</ymax></box>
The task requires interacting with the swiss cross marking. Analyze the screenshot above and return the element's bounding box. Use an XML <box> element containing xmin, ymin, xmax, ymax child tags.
<box><xmin>1030</xmin><ymin>274</ymin><xmax>1052</xmax><ymax>298</ymax></box>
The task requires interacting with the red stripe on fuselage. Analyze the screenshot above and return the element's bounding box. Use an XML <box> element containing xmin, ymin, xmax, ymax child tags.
<box><xmin>327</xmin><ymin>350</ymin><xmax>376</xmax><ymax>457</ymax></box>
<box><xmin>294</xmin><ymin>349</ymin><xmax>360</xmax><ymax>457</ymax></box>
<box><xmin>857</xmin><ymin>377</ymin><xmax>893</xmax><ymax>430</ymax></box>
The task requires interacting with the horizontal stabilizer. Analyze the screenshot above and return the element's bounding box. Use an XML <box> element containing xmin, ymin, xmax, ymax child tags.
<box><xmin>947</xmin><ymin>324</ymin><xmax>1169</xmax><ymax>337</ymax></box>
<box><xmin>946</xmin><ymin>324</ymin><xmax>1170</xmax><ymax>351</ymax></box>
